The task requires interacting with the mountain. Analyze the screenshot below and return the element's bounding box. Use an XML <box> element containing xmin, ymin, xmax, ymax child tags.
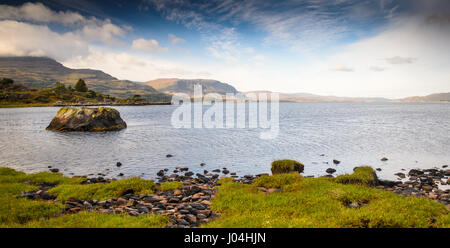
<box><xmin>0</xmin><ymin>57</ymin><xmax>170</xmax><ymax>102</ymax></box>
<box><xmin>244</xmin><ymin>91</ymin><xmax>391</xmax><ymax>102</ymax></box>
<box><xmin>145</xmin><ymin>78</ymin><xmax>239</xmax><ymax>96</ymax></box>
<box><xmin>396</xmin><ymin>93</ymin><xmax>450</xmax><ymax>102</ymax></box>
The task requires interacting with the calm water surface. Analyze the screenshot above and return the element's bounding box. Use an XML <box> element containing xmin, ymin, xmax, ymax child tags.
<box><xmin>0</xmin><ymin>103</ymin><xmax>449</xmax><ymax>180</ymax></box>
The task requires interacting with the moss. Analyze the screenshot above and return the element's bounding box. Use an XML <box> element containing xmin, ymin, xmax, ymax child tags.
<box><xmin>271</xmin><ymin>160</ymin><xmax>304</xmax><ymax>174</ymax></box>
<box><xmin>159</xmin><ymin>181</ymin><xmax>183</xmax><ymax>191</ymax></box>
<box><xmin>3</xmin><ymin>212</ymin><xmax>169</xmax><ymax>228</ymax></box>
<box><xmin>335</xmin><ymin>166</ymin><xmax>378</xmax><ymax>186</ymax></box>
<box><xmin>48</xmin><ymin>177</ymin><xmax>155</xmax><ymax>201</ymax></box>
<box><xmin>204</xmin><ymin>176</ymin><xmax>448</xmax><ymax>228</ymax></box>
<box><xmin>253</xmin><ymin>173</ymin><xmax>302</xmax><ymax>189</ymax></box>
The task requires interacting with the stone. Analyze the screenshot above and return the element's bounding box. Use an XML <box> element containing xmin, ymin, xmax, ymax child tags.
<box><xmin>381</xmin><ymin>157</ymin><xmax>388</xmax><ymax>161</ymax></box>
<box><xmin>166</xmin><ymin>154</ymin><xmax>173</xmax><ymax>158</ymax></box>
<box><xmin>395</xmin><ymin>173</ymin><xmax>406</xmax><ymax>179</ymax></box>
<box><xmin>333</xmin><ymin>160</ymin><xmax>340</xmax><ymax>165</ymax></box>
<box><xmin>157</xmin><ymin>170</ymin><xmax>165</xmax><ymax>177</ymax></box>
<box><xmin>422</xmin><ymin>185</ymin><xmax>433</xmax><ymax>192</ymax></box>
<box><xmin>116</xmin><ymin>162</ymin><xmax>122</xmax><ymax>167</ymax></box>
<box><xmin>46</xmin><ymin>107</ymin><xmax>126</xmax><ymax>132</ymax></box>
<box><xmin>348</xmin><ymin>202</ymin><xmax>360</xmax><ymax>208</ymax></box>
<box><xmin>49</xmin><ymin>168</ymin><xmax>59</xmax><ymax>173</ymax></box>
<box><xmin>266</xmin><ymin>188</ymin><xmax>281</xmax><ymax>194</ymax></box>
<box><xmin>326</xmin><ymin>168</ymin><xmax>336</xmax><ymax>174</ymax></box>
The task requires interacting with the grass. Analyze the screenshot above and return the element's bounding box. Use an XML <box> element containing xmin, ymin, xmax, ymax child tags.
<box><xmin>1</xmin><ymin>212</ymin><xmax>169</xmax><ymax>228</ymax></box>
<box><xmin>1</xmin><ymin>166</ymin><xmax>449</xmax><ymax>228</ymax></box>
<box><xmin>204</xmin><ymin>173</ymin><xmax>449</xmax><ymax>228</ymax></box>
<box><xmin>48</xmin><ymin>178</ymin><xmax>155</xmax><ymax>201</ymax></box>
<box><xmin>253</xmin><ymin>173</ymin><xmax>302</xmax><ymax>189</ymax></box>
<box><xmin>0</xmin><ymin>167</ymin><xmax>167</xmax><ymax>228</ymax></box>
<box><xmin>159</xmin><ymin>181</ymin><xmax>183</xmax><ymax>191</ymax></box>
<box><xmin>335</xmin><ymin>166</ymin><xmax>378</xmax><ymax>186</ymax></box>
<box><xmin>271</xmin><ymin>160</ymin><xmax>304</xmax><ymax>174</ymax></box>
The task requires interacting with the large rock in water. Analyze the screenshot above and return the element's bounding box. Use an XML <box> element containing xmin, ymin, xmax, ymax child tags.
<box><xmin>46</xmin><ymin>107</ymin><xmax>127</xmax><ymax>132</ymax></box>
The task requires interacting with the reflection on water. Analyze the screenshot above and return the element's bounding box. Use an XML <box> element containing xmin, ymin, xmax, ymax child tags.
<box><xmin>0</xmin><ymin>102</ymin><xmax>449</xmax><ymax>180</ymax></box>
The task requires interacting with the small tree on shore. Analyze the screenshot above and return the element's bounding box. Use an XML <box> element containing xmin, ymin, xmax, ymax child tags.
<box><xmin>0</xmin><ymin>78</ymin><xmax>14</xmax><ymax>86</ymax></box>
<box><xmin>74</xmin><ymin>79</ymin><xmax>88</xmax><ymax>92</ymax></box>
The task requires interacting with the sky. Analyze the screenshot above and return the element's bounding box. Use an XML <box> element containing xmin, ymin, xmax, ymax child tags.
<box><xmin>0</xmin><ymin>0</ymin><xmax>449</xmax><ymax>98</ymax></box>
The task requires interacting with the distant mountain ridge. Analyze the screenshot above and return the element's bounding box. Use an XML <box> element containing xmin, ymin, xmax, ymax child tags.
<box><xmin>0</xmin><ymin>57</ymin><xmax>169</xmax><ymax>102</ymax></box>
<box><xmin>395</xmin><ymin>93</ymin><xmax>450</xmax><ymax>102</ymax></box>
<box><xmin>145</xmin><ymin>78</ymin><xmax>239</xmax><ymax>96</ymax></box>
<box><xmin>1</xmin><ymin>56</ymin><xmax>448</xmax><ymax>103</ymax></box>
<box><xmin>245</xmin><ymin>91</ymin><xmax>391</xmax><ymax>103</ymax></box>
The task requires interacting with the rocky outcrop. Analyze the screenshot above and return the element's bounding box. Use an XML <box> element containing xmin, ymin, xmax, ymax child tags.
<box><xmin>46</xmin><ymin>107</ymin><xmax>127</xmax><ymax>132</ymax></box>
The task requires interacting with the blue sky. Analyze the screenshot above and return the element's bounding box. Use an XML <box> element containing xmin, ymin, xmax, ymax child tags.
<box><xmin>0</xmin><ymin>0</ymin><xmax>449</xmax><ymax>98</ymax></box>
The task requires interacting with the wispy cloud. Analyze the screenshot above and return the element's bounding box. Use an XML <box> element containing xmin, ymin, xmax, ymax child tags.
<box><xmin>369</xmin><ymin>66</ymin><xmax>387</xmax><ymax>72</ymax></box>
<box><xmin>330</xmin><ymin>65</ymin><xmax>354</xmax><ymax>72</ymax></box>
<box><xmin>141</xmin><ymin>0</ymin><xmax>399</xmax><ymax>53</ymax></box>
<box><xmin>386</xmin><ymin>56</ymin><xmax>416</xmax><ymax>64</ymax></box>
<box><xmin>131</xmin><ymin>38</ymin><xmax>169</xmax><ymax>53</ymax></box>
<box><xmin>168</xmin><ymin>34</ymin><xmax>185</xmax><ymax>44</ymax></box>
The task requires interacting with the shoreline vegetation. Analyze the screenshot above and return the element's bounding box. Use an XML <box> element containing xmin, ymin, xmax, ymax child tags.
<box><xmin>0</xmin><ymin>78</ymin><xmax>171</xmax><ymax>108</ymax></box>
<box><xmin>1</xmin><ymin>160</ymin><xmax>448</xmax><ymax>228</ymax></box>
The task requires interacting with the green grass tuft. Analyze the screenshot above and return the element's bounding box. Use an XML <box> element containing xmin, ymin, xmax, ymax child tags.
<box><xmin>271</xmin><ymin>160</ymin><xmax>304</xmax><ymax>174</ymax></box>
<box><xmin>335</xmin><ymin>166</ymin><xmax>378</xmax><ymax>186</ymax></box>
<box><xmin>253</xmin><ymin>173</ymin><xmax>302</xmax><ymax>189</ymax></box>
<box><xmin>159</xmin><ymin>181</ymin><xmax>183</xmax><ymax>191</ymax></box>
<box><xmin>204</xmin><ymin>175</ymin><xmax>448</xmax><ymax>228</ymax></box>
<box><xmin>48</xmin><ymin>177</ymin><xmax>155</xmax><ymax>201</ymax></box>
<box><xmin>217</xmin><ymin>177</ymin><xmax>235</xmax><ymax>185</ymax></box>
<box><xmin>2</xmin><ymin>212</ymin><xmax>169</xmax><ymax>228</ymax></box>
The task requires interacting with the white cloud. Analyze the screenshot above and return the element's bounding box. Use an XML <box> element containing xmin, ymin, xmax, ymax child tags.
<box><xmin>0</xmin><ymin>20</ymin><xmax>89</xmax><ymax>61</ymax></box>
<box><xmin>131</xmin><ymin>38</ymin><xmax>169</xmax><ymax>52</ymax></box>
<box><xmin>168</xmin><ymin>34</ymin><xmax>185</xmax><ymax>44</ymax></box>
<box><xmin>0</xmin><ymin>2</ymin><xmax>127</xmax><ymax>46</ymax></box>
<box><xmin>0</xmin><ymin>2</ymin><xmax>86</xmax><ymax>25</ymax></box>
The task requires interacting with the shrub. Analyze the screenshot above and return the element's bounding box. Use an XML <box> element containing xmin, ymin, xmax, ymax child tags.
<box><xmin>271</xmin><ymin>160</ymin><xmax>304</xmax><ymax>174</ymax></box>
<box><xmin>335</xmin><ymin>166</ymin><xmax>378</xmax><ymax>186</ymax></box>
<box><xmin>74</xmin><ymin>79</ymin><xmax>88</xmax><ymax>92</ymax></box>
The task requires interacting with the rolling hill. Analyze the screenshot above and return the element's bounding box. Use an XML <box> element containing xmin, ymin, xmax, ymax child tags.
<box><xmin>244</xmin><ymin>91</ymin><xmax>391</xmax><ymax>102</ymax></box>
<box><xmin>145</xmin><ymin>78</ymin><xmax>239</xmax><ymax>96</ymax></box>
<box><xmin>0</xmin><ymin>57</ymin><xmax>170</xmax><ymax>102</ymax></box>
<box><xmin>396</xmin><ymin>93</ymin><xmax>450</xmax><ymax>102</ymax></box>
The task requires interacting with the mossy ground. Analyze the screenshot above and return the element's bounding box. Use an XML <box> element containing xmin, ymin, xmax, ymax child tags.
<box><xmin>1</xmin><ymin>167</ymin><xmax>449</xmax><ymax>228</ymax></box>
<box><xmin>0</xmin><ymin>167</ymin><xmax>166</xmax><ymax>228</ymax></box>
<box><xmin>204</xmin><ymin>170</ymin><xmax>450</xmax><ymax>228</ymax></box>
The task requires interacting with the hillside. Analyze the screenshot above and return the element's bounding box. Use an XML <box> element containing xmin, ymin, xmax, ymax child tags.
<box><xmin>245</xmin><ymin>91</ymin><xmax>391</xmax><ymax>102</ymax></box>
<box><xmin>0</xmin><ymin>78</ymin><xmax>162</xmax><ymax>107</ymax></box>
<box><xmin>396</xmin><ymin>93</ymin><xmax>450</xmax><ymax>102</ymax></box>
<box><xmin>0</xmin><ymin>57</ymin><xmax>170</xmax><ymax>102</ymax></box>
<box><xmin>145</xmin><ymin>78</ymin><xmax>239</xmax><ymax>96</ymax></box>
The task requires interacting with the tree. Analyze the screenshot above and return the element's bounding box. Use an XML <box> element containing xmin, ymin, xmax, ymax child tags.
<box><xmin>74</xmin><ymin>79</ymin><xmax>88</xmax><ymax>92</ymax></box>
<box><xmin>54</xmin><ymin>82</ymin><xmax>67</xmax><ymax>94</ymax></box>
<box><xmin>0</xmin><ymin>78</ymin><xmax>14</xmax><ymax>86</ymax></box>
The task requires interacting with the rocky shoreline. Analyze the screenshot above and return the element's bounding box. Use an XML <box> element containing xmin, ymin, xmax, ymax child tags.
<box><xmin>17</xmin><ymin>165</ymin><xmax>450</xmax><ymax>228</ymax></box>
